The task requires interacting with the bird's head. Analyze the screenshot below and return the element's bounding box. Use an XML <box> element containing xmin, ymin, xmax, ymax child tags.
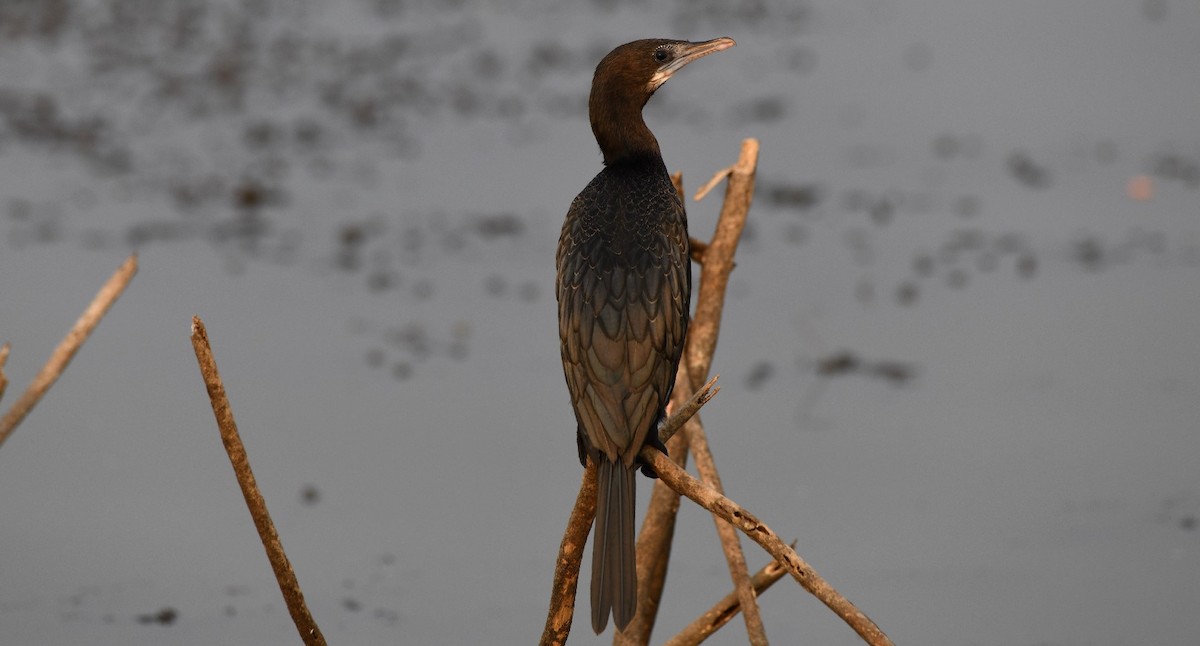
<box><xmin>589</xmin><ymin>37</ymin><xmax>735</xmax><ymax>164</ymax></box>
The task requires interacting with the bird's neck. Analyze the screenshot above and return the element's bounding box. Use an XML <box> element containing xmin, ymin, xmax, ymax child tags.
<box><xmin>590</xmin><ymin>91</ymin><xmax>661</xmax><ymax>166</ymax></box>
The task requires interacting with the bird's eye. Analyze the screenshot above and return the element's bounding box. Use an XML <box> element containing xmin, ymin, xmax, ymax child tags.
<box><xmin>653</xmin><ymin>49</ymin><xmax>670</xmax><ymax>63</ymax></box>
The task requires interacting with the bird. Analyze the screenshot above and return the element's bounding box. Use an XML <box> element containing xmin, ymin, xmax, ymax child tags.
<box><xmin>555</xmin><ymin>37</ymin><xmax>735</xmax><ymax>634</ymax></box>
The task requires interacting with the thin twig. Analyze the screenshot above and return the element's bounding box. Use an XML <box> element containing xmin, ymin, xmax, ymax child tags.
<box><xmin>693</xmin><ymin>166</ymin><xmax>732</xmax><ymax>202</ymax></box>
<box><xmin>657</xmin><ymin>374</ymin><xmax>719</xmax><ymax>445</ymax></box>
<box><xmin>541</xmin><ymin>464</ymin><xmax>597</xmax><ymax>646</ymax></box>
<box><xmin>0</xmin><ymin>253</ymin><xmax>138</xmax><ymax>450</ymax></box>
<box><xmin>644</xmin><ymin>448</ymin><xmax>895</xmax><ymax>646</ymax></box>
<box><xmin>665</xmin><ymin>555</ymin><xmax>790</xmax><ymax>646</ymax></box>
<box><xmin>190</xmin><ymin>317</ymin><xmax>327</xmax><ymax>646</ymax></box>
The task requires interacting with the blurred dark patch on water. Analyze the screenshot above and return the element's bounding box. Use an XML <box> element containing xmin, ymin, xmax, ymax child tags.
<box><xmin>0</xmin><ymin>0</ymin><xmax>70</xmax><ymax>42</ymax></box>
<box><xmin>471</xmin><ymin>212</ymin><xmax>524</xmax><ymax>240</ymax></box>
<box><xmin>1150</xmin><ymin>150</ymin><xmax>1199</xmax><ymax>188</ymax></box>
<box><xmin>0</xmin><ymin>90</ymin><xmax>131</xmax><ymax>173</ymax></box>
<box><xmin>1007</xmin><ymin>150</ymin><xmax>1051</xmax><ymax>189</ymax></box>
<box><xmin>760</xmin><ymin>180</ymin><xmax>822</xmax><ymax>212</ymax></box>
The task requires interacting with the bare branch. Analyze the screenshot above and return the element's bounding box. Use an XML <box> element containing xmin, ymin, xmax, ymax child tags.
<box><xmin>686</xmin><ymin>138</ymin><xmax>759</xmax><ymax>393</ymax></box>
<box><xmin>644</xmin><ymin>448</ymin><xmax>895</xmax><ymax>646</ymax></box>
<box><xmin>190</xmin><ymin>316</ymin><xmax>327</xmax><ymax>646</ymax></box>
<box><xmin>665</xmin><ymin>556</ymin><xmax>789</xmax><ymax>646</ymax></box>
<box><xmin>0</xmin><ymin>253</ymin><xmax>138</xmax><ymax>450</ymax></box>
<box><xmin>672</xmin><ymin>139</ymin><xmax>769</xmax><ymax>643</ymax></box>
<box><xmin>541</xmin><ymin>464</ymin><xmax>597</xmax><ymax>646</ymax></box>
<box><xmin>693</xmin><ymin>166</ymin><xmax>732</xmax><ymax>202</ymax></box>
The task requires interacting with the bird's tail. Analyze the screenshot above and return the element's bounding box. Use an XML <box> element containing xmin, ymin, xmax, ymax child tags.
<box><xmin>591</xmin><ymin>458</ymin><xmax>637</xmax><ymax>633</ymax></box>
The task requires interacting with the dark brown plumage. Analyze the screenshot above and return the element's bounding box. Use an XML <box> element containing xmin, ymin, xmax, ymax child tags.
<box><xmin>555</xmin><ymin>37</ymin><xmax>734</xmax><ymax>634</ymax></box>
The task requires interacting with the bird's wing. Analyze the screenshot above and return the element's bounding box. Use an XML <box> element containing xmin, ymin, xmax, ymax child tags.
<box><xmin>558</xmin><ymin>236</ymin><xmax>687</xmax><ymax>466</ymax></box>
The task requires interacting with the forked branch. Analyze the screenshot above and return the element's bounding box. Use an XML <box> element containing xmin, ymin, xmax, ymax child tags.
<box><xmin>664</xmin><ymin>554</ymin><xmax>790</xmax><ymax>646</ymax></box>
<box><xmin>644</xmin><ymin>448</ymin><xmax>894</xmax><ymax>646</ymax></box>
<box><xmin>541</xmin><ymin>464</ymin><xmax>596</xmax><ymax>645</ymax></box>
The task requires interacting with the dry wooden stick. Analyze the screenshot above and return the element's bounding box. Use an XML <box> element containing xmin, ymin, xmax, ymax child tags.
<box><xmin>665</xmin><ymin>556</ymin><xmax>790</xmax><ymax>646</ymax></box>
<box><xmin>678</xmin><ymin>138</ymin><xmax>766</xmax><ymax>644</ymax></box>
<box><xmin>686</xmin><ymin>138</ymin><xmax>758</xmax><ymax>393</ymax></box>
<box><xmin>644</xmin><ymin>448</ymin><xmax>894</xmax><ymax>646</ymax></box>
<box><xmin>693</xmin><ymin>166</ymin><xmax>733</xmax><ymax>202</ymax></box>
<box><xmin>190</xmin><ymin>316</ymin><xmax>327</xmax><ymax>646</ymax></box>
<box><xmin>0</xmin><ymin>253</ymin><xmax>138</xmax><ymax>450</ymax></box>
<box><xmin>541</xmin><ymin>464</ymin><xmax>597</xmax><ymax>646</ymax></box>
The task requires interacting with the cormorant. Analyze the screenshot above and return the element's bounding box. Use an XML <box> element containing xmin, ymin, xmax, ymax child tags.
<box><xmin>555</xmin><ymin>37</ymin><xmax>735</xmax><ymax>634</ymax></box>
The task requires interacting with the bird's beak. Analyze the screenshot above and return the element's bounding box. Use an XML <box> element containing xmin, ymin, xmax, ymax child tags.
<box><xmin>649</xmin><ymin>37</ymin><xmax>736</xmax><ymax>90</ymax></box>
